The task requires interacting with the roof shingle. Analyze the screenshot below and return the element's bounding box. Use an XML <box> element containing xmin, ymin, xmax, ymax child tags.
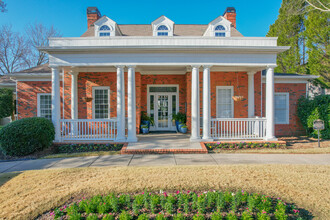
<box><xmin>81</xmin><ymin>24</ymin><xmax>243</xmax><ymax>37</ymax></box>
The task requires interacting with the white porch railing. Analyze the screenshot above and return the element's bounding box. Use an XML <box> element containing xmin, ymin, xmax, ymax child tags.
<box><xmin>60</xmin><ymin>119</ymin><xmax>117</xmax><ymax>141</ymax></box>
<box><xmin>211</xmin><ymin>118</ymin><xmax>267</xmax><ymax>140</ymax></box>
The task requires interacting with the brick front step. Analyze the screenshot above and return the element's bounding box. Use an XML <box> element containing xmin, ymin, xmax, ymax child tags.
<box><xmin>120</xmin><ymin>143</ymin><xmax>208</xmax><ymax>154</ymax></box>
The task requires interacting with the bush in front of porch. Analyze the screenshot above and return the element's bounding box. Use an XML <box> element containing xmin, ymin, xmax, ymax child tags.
<box><xmin>55</xmin><ymin>143</ymin><xmax>123</xmax><ymax>154</ymax></box>
<box><xmin>298</xmin><ymin>94</ymin><xmax>330</xmax><ymax>139</ymax></box>
<box><xmin>0</xmin><ymin>117</ymin><xmax>55</xmax><ymax>156</ymax></box>
<box><xmin>205</xmin><ymin>142</ymin><xmax>286</xmax><ymax>151</ymax></box>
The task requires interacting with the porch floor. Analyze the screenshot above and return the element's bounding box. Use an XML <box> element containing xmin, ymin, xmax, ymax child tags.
<box><xmin>122</xmin><ymin>132</ymin><xmax>208</xmax><ymax>154</ymax></box>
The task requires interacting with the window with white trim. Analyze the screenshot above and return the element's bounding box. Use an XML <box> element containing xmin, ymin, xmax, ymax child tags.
<box><xmin>99</xmin><ymin>25</ymin><xmax>111</xmax><ymax>37</ymax></box>
<box><xmin>214</xmin><ymin>25</ymin><xmax>226</xmax><ymax>37</ymax></box>
<box><xmin>157</xmin><ymin>25</ymin><xmax>169</xmax><ymax>36</ymax></box>
<box><xmin>216</xmin><ymin>86</ymin><xmax>234</xmax><ymax>118</ymax></box>
<box><xmin>37</xmin><ymin>93</ymin><xmax>52</xmax><ymax>120</ymax></box>
<box><xmin>93</xmin><ymin>87</ymin><xmax>110</xmax><ymax>119</ymax></box>
<box><xmin>275</xmin><ymin>93</ymin><xmax>289</xmax><ymax>124</ymax></box>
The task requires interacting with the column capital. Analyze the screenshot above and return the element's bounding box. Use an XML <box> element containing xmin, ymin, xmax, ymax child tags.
<box><xmin>203</xmin><ymin>65</ymin><xmax>212</xmax><ymax>69</ymax></box>
<box><xmin>247</xmin><ymin>71</ymin><xmax>256</xmax><ymax>76</ymax></box>
<box><xmin>127</xmin><ymin>65</ymin><xmax>136</xmax><ymax>69</ymax></box>
<box><xmin>49</xmin><ymin>65</ymin><xmax>59</xmax><ymax>70</ymax></box>
<box><xmin>69</xmin><ymin>69</ymin><xmax>79</xmax><ymax>76</ymax></box>
<box><xmin>115</xmin><ymin>65</ymin><xmax>125</xmax><ymax>69</ymax></box>
<box><xmin>191</xmin><ymin>65</ymin><xmax>201</xmax><ymax>69</ymax></box>
<box><xmin>266</xmin><ymin>65</ymin><xmax>277</xmax><ymax>69</ymax></box>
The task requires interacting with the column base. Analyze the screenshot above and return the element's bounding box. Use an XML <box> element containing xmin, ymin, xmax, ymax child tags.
<box><xmin>126</xmin><ymin>137</ymin><xmax>138</xmax><ymax>142</ymax></box>
<box><xmin>115</xmin><ymin>137</ymin><xmax>126</xmax><ymax>142</ymax></box>
<box><xmin>190</xmin><ymin>137</ymin><xmax>202</xmax><ymax>142</ymax></box>
<box><xmin>201</xmin><ymin>137</ymin><xmax>213</xmax><ymax>142</ymax></box>
<box><xmin>264</xmin><ymin>137</ymin><xmax>278</xmax><ymax>141</ymax></box>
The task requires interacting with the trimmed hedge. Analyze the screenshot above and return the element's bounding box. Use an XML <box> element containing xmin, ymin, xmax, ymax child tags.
<box><xmin>0</xmin><ymin>88</ymin><xmax>14</xmax><ymax>118</ymax></box>
<box><xmin>0</xmin><ymin>117</ymin><xmax>55</xmax><ymax>156</ymax></box>
<box><xmin>297</xmin><ymin>95</ymin><xmax>330</xmax><ymax>139</ymax></box>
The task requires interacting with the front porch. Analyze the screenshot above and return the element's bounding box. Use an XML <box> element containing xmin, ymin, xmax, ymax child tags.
<box><xmin>50</xmin><ymin>65</ymin><xmax>277</xmax><ymax>143</ymax></box>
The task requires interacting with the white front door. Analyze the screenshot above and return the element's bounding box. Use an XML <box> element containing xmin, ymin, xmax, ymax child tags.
<box><xmin>148</xmin><ymin>85</ymin><xmax>179</xmax><ymax>131</ymax></box>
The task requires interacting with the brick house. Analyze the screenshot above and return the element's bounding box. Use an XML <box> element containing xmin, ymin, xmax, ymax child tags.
<box><xmin>9</xmin><ymin>7</ymin><xmax>317</xmax><ymax>143</ymax></box>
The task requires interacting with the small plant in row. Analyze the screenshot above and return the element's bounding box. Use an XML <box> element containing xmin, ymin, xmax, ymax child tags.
<box><xmin>205</xmin><ymin>142</ymin><xmax>286</xmax><ymax>151</ymax></box>
<box><xmin>55</xmin><ymin>143</ymin><xmax>124</xmax><ymax>154</ymax></box>
<box><xmin>50</xmin><ymin>190</ymin><xmax>306</xmax><ymax>219</ymax></box>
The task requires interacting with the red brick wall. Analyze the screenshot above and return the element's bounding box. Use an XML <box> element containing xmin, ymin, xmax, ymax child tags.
<box><xmin>16</xmin><ymin>72</ymin><xmax>307</xmax><ymax>138</ymax></box>
<box><xmin>16</xmin><ymin>81</ymin><xmax>63</xmax><ymax>120</ymax></box>
<box><xmin>261</xmin><ymin>83</ymin><xmax>306</xmax><ymax>136</ymax></box>
<box><xmin>210</xmin><ymin>72</ymin><xmax>249</xmax><ymax>118</ymax></box>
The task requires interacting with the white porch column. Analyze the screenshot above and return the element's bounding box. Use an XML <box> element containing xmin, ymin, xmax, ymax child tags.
<box><xmin>190</xmin><ymin>65</ymin><xmax>201</xmax><ymax>141</ymax></box>
<box><xmin>247</xmin><ymin>71</ymin><xmax>256</xmax><ymax>118</ymax></box>
<box><xmin>265</xmin><ymin>66</ymin><xmax>276</xmax><ymax>140</ymax></box>
<box><xmin>116</xmin><ymin>65</ymin><xmax>126</xmax><ymax>142</ymax></box>
<box><xmin>127</xmin><ymin>65</ymin><xmax>137</xmax><ymax>142</ymax></box>
<box><xmin>202</xmin><ymin>65</ymin><xmax>212</xmax><ymax>141</ymax></box>
<box><xmin>70</xmin><ymin>70</ymin><xmax>79</xmax><ymax>120</ymax></box>
<box><xmin>51</xmin><ymin>66</ymin><xmax>61</xmax><ymax>142</ymax></box>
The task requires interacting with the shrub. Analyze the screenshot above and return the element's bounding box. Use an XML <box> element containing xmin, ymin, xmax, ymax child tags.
<box><xmin>0</xmin><ymin>117</ymin><xmax>55</xmax><ymax>156</ymax></box>
<box><xmin>0</xmin><ymin>88</ymin><xmax>14</xmax><ymax>119</ymax></box>
<box><xmin>297</xmin><ymin>95</ymin><xmax>330</xmax><ymax>139</ymax></box>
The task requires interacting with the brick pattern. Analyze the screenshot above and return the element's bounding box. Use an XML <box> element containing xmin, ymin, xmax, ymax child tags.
<box><xmin>120</xmin><ymin>143</ymin><xmax>208</xmax><ymax>154</ymax></box>
<box><xmin>16</xmin><ymin>81</ymin><xmax>63</xmax><ymax>119</ymax></box>
<box><xmin>210</xmin><ymin>72</ymin><xmax>249</xmax><ymax>118</ymax></box>
<box><xmin>16</xmin><ymin>72</ymin><xmax>307</xmax><ymax>138</ymax></box>
<box><xmin>261</xmin><ymin>83</ymin><xmax>306</xmax><ymax>136</ymax></box>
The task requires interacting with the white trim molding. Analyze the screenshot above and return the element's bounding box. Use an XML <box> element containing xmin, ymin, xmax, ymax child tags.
<box><xmin>216</xmin><ymin>86</ymin><xmax>234</xmax><ymax>118</ymax></box>
<box><xmin>274</xmin><ymin>92</ymin><xmax>290</xmax><ymax>125</ymax></box>
<box><xmin>92</xmin><ymin>86</ymin><xmax>111</xmax><ymax>119</ymax></box>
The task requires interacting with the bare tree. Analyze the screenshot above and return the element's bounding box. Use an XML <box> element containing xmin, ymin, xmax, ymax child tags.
<box><xmin>0</xmin><ymin>0</ymin><xmax>6</xmax><ymax>12</ymax></box>
<box><xmin>0</xmin><ymin>25</ymin><xmax>31</xmax><ymax>74</ymax></box>
<box><xmin>25</xmin><ymin>23</ymin><xmax>61</xmax><ymax>66</ymax></box>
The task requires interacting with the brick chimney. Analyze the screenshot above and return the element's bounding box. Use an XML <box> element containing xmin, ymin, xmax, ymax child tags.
<box><xmin>87</xmin><ymin>7</ymin><xmax>101</xmax><ymax>29</ymax></box>
<box><xmin>223</xmin><ymin>7</ymin><xmax>236</xmax><ymax>28</ymax></box>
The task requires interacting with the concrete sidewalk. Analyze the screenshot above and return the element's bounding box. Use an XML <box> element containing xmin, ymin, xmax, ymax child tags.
<box><xmin>0</xmin><ymin>154</ymin><xmax>329</xmax><ymax>173</ymax></box>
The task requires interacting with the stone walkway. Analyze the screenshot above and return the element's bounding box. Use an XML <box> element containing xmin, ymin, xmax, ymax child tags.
<box><xmin>0</xmin><ymin>154</ymin><xmax>329</xmax><ymax>173</ymax></box>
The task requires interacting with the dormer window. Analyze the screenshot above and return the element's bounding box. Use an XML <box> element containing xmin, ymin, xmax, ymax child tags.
<box><xmin>157</xmin><ymin>25</ymin><xmax>169</xmax><ymax>36</ymax></box>
<box><xmin>214</xmin><ymin>25</ymin><xmax>226</xmax><ymax>37</ymax></box>
<box><xmin>99</xmin><ymin>25</ymin><xmax>111</xmax><ymax>37</ymax></box>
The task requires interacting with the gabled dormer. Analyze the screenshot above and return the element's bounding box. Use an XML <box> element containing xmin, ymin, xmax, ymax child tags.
<box><xmin>203</xmin><ymin>16</ymin><xmax>231</xmax><ymax>37</ymax></box>
<box><xmin>94</xmin><ymin>16</ymin><xmax>122</xmax><ymax>37</ymax></box>
<box><xmin>151</xmin><ymin>16</ymin><xmax>174</xmax><ymax>37</ymax></box>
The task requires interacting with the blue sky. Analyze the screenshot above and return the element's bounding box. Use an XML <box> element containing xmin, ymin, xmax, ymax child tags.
<box><xmin>0</xmin><ymin>0</ymin><xmax>282</xmax><ymax>37</ymax></box>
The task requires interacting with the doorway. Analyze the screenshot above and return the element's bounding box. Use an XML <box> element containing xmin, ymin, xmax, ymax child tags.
<box><xmin>147</xmin><ymin>85</ymin><xmax>179</xmax><ymax>131</ymax></box>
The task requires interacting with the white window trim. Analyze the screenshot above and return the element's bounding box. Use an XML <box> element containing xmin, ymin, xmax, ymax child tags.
<box><xmin>156</xmin><ymin>24</ymin><xmax>170</xmax><ymax>36</ymax></box>
<box><xmin>92</xmin><ymin>86</ymin><xmax>110</xmax><ymax>119</ymax></box>
<box><xmin>37</xmin><ymin>93</ymin><xmax>51</xmax><ymax>118</ymax></box>
<box><xmin>216</xmin><ymin>86</ymin><xmax>234</xmax><ymax>118</ymax></box>
<box><xmin>275</xmin><ymin>92</ymin><xmax>290</xmax><ymax>124</ymax></box>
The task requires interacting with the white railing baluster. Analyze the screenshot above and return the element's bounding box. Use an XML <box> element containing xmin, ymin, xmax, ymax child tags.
<box><xmin>60</xmin><ymin>119</ymin><xmax>117</xmax><ymax>141</ymax></box>
<box><xmin>210</xmin><ymin>118</ymin><xmax>267</xmax><ymax>140</ymax></box>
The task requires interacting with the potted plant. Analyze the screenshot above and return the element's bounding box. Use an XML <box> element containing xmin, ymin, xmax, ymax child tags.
<box><xmin>172</xmin><ymin>112</ymin><xmax>186</xmax><ymax>132</ymax></box>
<box><xmin>141</xmin><ymin>111</ymin><xmax>154</xmax><ymax>129</ymax></box>
<box><xmin>141</xmin><ymin>124</ymin><xmax>149</xmax><ymax>134</ymax></box>
<box><xmin>180</xmin><ymin>124</ymin><xmax>188</xmax><ymax>133</ymax></box>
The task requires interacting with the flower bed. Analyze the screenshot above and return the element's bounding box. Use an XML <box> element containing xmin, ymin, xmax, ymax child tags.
<box><xmin>55</xmin><ymin>143</ymin><xmax>124</xmax><ymax>154</ymax></box>
<box><xmin>51</xmin><ymin>190</ymin><xmax>306</xmax><ymax>219</ymax></box>
<box><xmin>205</xmin><ymin>142</ymin><xmax>286</xmax><ymax>151</ymax></box>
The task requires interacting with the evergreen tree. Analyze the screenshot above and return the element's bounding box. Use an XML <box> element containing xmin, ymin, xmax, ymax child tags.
<box><xmin>305</xmin><ymin>8</ymin><xmax>330</xmax><ymax>87</ymax></box>
<box><xmin>267</xmin><ymin>0</ymin><xmax>306</xmax><ymax>74</ymax></box>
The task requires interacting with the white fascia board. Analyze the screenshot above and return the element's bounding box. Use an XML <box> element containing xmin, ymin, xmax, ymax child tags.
<box><xmin>7</xmin><ymin>72</ymin><xmax>63</xmax><ymax>81</ymax></box>
<box><xmin>49</xmin><ymin>52</ymin><xmax>277</xmax><ymax>67</ymax></box>
<box><xmin>262</xmin><ymin>75</ymin><xmax>319</xmax><ymax>84</ymax></box>
<box><xmin>41</xmin><ymin>46</ymin><xmax>289</xmax><ymax>54</ymax></box>
<box><xmin>47</xmin><ymin>36</ymin><xmax>279</xmax><ymax>48</ymax></box>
